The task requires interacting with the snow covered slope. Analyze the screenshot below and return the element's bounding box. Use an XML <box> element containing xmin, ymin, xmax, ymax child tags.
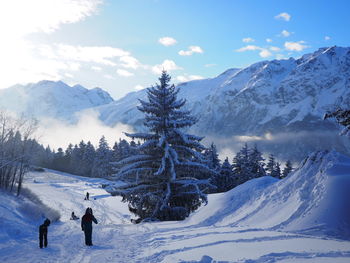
<box><xmin>0</xmin><ymin>80</ymin><xmax>113</xmax><ymax>121</ymax></box>
<box><xmin>1</xmin><ymin>151</ymin><xmax>350</xmax><ymax>262</ymax></box>
<box><xmin>96</xmin><ymin>46</ymin><xmax>350</xmax><ymax>160</ymax></box>
<box><xmin>187</xmin><ymin>150</ymin><xmax>350</xmax><ymax>239</ymax></box>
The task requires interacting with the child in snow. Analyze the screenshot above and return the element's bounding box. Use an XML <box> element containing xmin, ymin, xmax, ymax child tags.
<box><xmin>84</xmin><ymin>192</ymin><xmax>89</xmax><ymax>200</ymax></box>
<box><xmin>81</xmin><ymin>207</ymin><xmax>98</xmax><ymax>246</ymax></box>
<box><xmin>70</xmin><ymin>211</ymin><xmax>79</xmax><ymax>220</ymax></box>
<box><xmin>39</xmin><ymin>218</ymin><xmax>51</xmax><ymax>248</ymax></box>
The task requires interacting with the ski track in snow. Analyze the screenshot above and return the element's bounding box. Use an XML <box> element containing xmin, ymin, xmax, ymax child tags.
<box><xmin>1</xmin><ymin>168</ymin><xmax>350</xmax><ymax>263</ymax></box>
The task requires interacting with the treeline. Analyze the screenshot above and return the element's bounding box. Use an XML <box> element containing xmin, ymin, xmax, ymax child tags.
<box><xmin>201</xmin><ymin>143</ymin><xmax>293</xmax><ymax>193</ymax></box>
<box><xmin>35</xmin><ymin>136</ymin><xmax>139</xmax><ymax>178</ymax></box>
<box><xmin>34</xmin><ymin>136</ymin><xmax>293</xmax><ymax>193</ymax></box>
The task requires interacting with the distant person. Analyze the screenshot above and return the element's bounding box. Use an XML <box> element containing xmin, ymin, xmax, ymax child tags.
<box><xmin>70</xmin><ymin>211</ymin><xmax>79</xmax><ymax>220</ymax></box>
<box><xmin>81</xmin><ymin>207</ymin><xmax>98</xmax><ymax>246</ymax></box>
<box><xmin>85</xmin><ymin>192</ymin><xmax>89</xmax><ymax>200</ymax></box>
<box><xmin>39</xmin><ymin>218</ymin><xmax>51</xmax><ymax>248</ymax></box>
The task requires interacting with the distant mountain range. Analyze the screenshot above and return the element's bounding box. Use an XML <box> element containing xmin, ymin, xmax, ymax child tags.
<box><xmin>1</xmin><ymin>46</ymin><xmax>349</xmax><ymax>160</ymax></box>
<box><xmin>0</xmin><ymin>80</ymin><xmax>113</xmax><ymax>121</ymax></box>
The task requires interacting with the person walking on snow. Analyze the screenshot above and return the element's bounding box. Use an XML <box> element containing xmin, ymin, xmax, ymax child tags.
<box><xmin>85</xmin><ymin>192</ymin><xmax>89</xmax><ymax>200</ymax></box>
<box><xmin>39</xmin><ymin>218</ymin><xmax>51</xmax><ymax>248</ymax></box>
<box><xmin>81</xmin><ymin>207</ymin><xmax>98</xmax><ymax>246</ymax></box>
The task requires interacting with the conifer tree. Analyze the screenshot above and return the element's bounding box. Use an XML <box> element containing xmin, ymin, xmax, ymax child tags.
<box><xmin>81</xmin><ymin>141</ymin><xmax>95</xmax><ymax>176</ymax></box>
<box><xmin>92</xmin><ymin>136</ymin><xmax>112</xmax><ymax>177</ymax></box>
<box><xmin>212</xmin><ymin>157</ymin><xmax>236</xmax><ymax>192</ymax></box>
<box><xmin>232</xmin><ymin>143</ymin><xmax>252</xmax><ymax>184</ymax></box>
<box><xmin>272</xmin><ymin>162</ymin><xmax>281</xmax><ymax>179</ymax></box>
<box><xmin>248</xmin><ymin>144</ymin><xmax>266</xmax><ymax>178</ymax></box>
<box><xmin>112</xmin><ymin>71</ymin><xmax>214</xmax><ymax>222</ymax></box>
<box><xmin>281</xmin><ymin>160</ymin><xmax>293</xmax><ymax>178</ymax></box>
<box><xmin>266</xmin><ymin>154</ymin><xmax>276</xmax><ymax>176</ymax></box>
<box><xmin>203</xmin><ymin>142</ymin><xmax>221</xmax><ymax>171</ymax></box>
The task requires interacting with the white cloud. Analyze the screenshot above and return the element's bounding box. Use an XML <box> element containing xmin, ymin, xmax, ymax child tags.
<box><xmin>204</xmin><ymin>63</ymin><xmax>217</xmax><ymax>68</ymax></box>
<box><xmin>177</xmin><ymin>75</ymin><xmax>204</xmax><ymax>82</ymax></box>
<box><xmin>54</xmin><ymin>44</ymin><xmax>129</xmax><ymax>66</ymax></box>
<box><xmin>269</xmin><ymin>46</ymin><xmax>281</xmax><ymax>52</ymax></box>
<box><xmin>236</xmin><ymin>45</ymin><xmax>261</xmax><ymax>52</ymax></box>
<box><xmin>275</xmin><ymin>12</ymin><xmax>291</xmax><ymax>21</ymax></box>
<box><xmin>116</xmin><ymin>69</ymin><xmax>134</xmax><ymax>77</ymax></box>
<box><xmin>284</xmin><ymin>41</ymin><xmax>308</xmax><ymax>51</ymax></box>
<box><xmin>103</xmin><ymin>74</ymin><xmax>114</xmax><ymax>79</ymax></box>
<box><xmin>259</xmin><ymin>49</ymin><xmax>272</xmax><ymax>58</ymax></box>
<box><xmin>119</xmin><ymin>56</ymin><xmax>143</xmax><ymax>69</ymax></box>
<box><xmin>178</xmin><ymin>46</ymin><xmax>203</xmax><ymax>56</ymax></box>
<box><xmin>134</xmin><ymin>85</ymin><xmax>144</xmax><ymax>91</ymax></box>
<box><xmin>91</xmin><ymin>66</ymin><xmax>102</xmax><ymax>71</ymax></box>
<box><xmin>159</xmin><ymin>37</ymin><xmax>177</xmax><ymax>46</ymax></box>
<box><xmin>0</xmin><ymin>0</ymin><xmax>101</xmax><ymax>38</ymax></box>
<box><xmin>325</xmin><ymin>36</ymin><xmax>331</xmax><ymax>41</ymax></box>
<box><xmin>281</xmin><ymin>30</ymin><xmax>292</xmax><ymax>37</ymax></box>
<box><xmin>242</xmin><ymin>37</ymin><xmax>255</xmax><ymax>43</ymax></box>
<box><xmin>152</xmin><ymin>60</ymin><xmax>182</xmax><ymax>74</ymax></box>
<box><xmin>64</xmin><ymin>73</ymin><xmax>74</xmax><ymax>78</ymax></box>
<box><xmin>236</xmin><ymin>45</ymin><xmax>272</xmax><ymax>58</ymax></box>
<box><xmin>266</xmin><ymin>38</ymin><xmax>273</xmax><ymax>43</ymax></box>
<box><xmin>38</xmin><ymin>110</ymin><xmax>134</xmax><ymax>150</ymax></box>
<box><xmin>0</xmin><ymin>0</ymin><xmax>102</xmax><ymax>89</ymax></box>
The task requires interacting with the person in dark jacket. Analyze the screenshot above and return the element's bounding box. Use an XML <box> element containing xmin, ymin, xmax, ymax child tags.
<box><xmin>70</xmin><ymin>211</ymin><xmax>79</xmax><ymax>220</ymax></box>
<box><xmin>81</xmin><ymin>207</ymin><xmax>98</xmax><ymax>246</ymax></box>
<box><xmin>39</xmin><ymin>218</ymin><xmax>51</xmax><ymax>248</ymax></box>
<box><xmin>85</xmin><ymin>192</ymin><xmax>89</xmax><ymax>200</ymax></box>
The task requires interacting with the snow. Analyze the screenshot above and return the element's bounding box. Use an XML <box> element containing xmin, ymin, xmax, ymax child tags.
<box><xmin>1</xmin><ymin>151</ymin><xmax>350</xmax><ymax>262</ymax></box>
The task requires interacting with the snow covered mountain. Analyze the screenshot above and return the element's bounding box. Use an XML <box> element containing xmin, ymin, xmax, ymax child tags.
<box><xmin>0</xmin><ymin>47</ymin><xmax>349</xmax><ymax>160</ymax></box>
<box><xmin>96</xmin><ymin>46</ymin><xmax>350</xmax><ymax>160</ymax></box>
<box><xmin>0</xmin><ymin>80</ymin><xmax>113</xmax><ymax>121</ymax></box>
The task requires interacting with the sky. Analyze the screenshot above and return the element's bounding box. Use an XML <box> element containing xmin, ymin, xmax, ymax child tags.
<box><xmin>0</xmin><ymin>0</ymin><xmax>349</xmax><ymax>99</ymax></box>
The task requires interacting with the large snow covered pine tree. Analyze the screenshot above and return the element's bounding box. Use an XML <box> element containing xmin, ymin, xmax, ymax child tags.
<box><xmin>113</xmin><ymin>71</ymin><xmax>214</xmax><ymax>222</ymax></box>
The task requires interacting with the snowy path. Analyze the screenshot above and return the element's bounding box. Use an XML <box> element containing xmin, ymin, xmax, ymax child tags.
<box><xmin>1</xmin><ymin>169</ymin><xmax>350</xmax><ymax>263</ymax></box>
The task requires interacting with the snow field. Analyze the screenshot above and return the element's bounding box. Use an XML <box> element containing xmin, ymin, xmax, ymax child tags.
<box><xmin>1</xmin><ymin>150</ymin><xmax>350</xmax><ymax>262</ymax></box>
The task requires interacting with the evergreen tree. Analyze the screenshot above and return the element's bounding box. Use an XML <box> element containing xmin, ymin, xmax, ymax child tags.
<box><xmin>203</xmin><ymin>143</ymin><xmax>221</xmax><ymax>171</ymax></box>
<box><xmin>248</xmin><ymin>144</ymin><xmax>266</xmax><ymax>178</ymax></box>
<box><xmin>232</xmin><ymin>143</ymin><xmax>252</xmax><ymax>184</ymax></box>
<box><xmin>113</xmin><ymin>71</ymin><xmax>214</xmax><ymax>222</ymax></box>
<box><xmin>281</xmin><ymin>160</ymin><xmax>293</xmax><ymax>178</ymax></box>
<box><xmin>272</xmin><ymin>162</ymin><xmax>281</xmax><ymax>179</ymax></box>
<box><xmin>52</xmin><ymin>148</ymin><xmax>65</xmax><ymax>171</ymax></box>
<box><xmin>212</xmin><ymin>157</ymin><xmax>236</xmax><ymax>192</ymax></box>
<box><xmin>92</xmin><ymin>136</ymin><xmax>112</xmax><ymax>177</ymax></box>
<box><xmin>81</xmin><ymin>141</ymin><xmax>96</xmax><ymax>176</ymax></box>
<box><xmin>64</xmin><ymin>143</ymin><xmax>74</xmax><ymax>172</ymax></box>
<box><xmin>266</xmin><ymin>154</ymin><xmax>276</xmax><ymax>176</ymax></box>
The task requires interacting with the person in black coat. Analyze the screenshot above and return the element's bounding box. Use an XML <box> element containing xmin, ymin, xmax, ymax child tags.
<box><xmin>39</xmin><ymin>218</ymin><xmax>51</xmax><ymax>248</ymax></box>
<box><xmin>81</xmin><ymin>207</ymin><xmax>98</xmax><ymax>246</ymax></box>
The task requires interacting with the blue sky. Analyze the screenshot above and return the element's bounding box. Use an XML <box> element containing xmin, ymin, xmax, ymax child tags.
<box><xmin>1</xmin><ymin>0</ymin><xmax>349</xmax><ymax>98</ymax></box>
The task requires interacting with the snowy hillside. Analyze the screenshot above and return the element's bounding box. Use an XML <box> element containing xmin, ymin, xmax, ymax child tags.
<box><xmin>96</xmin><ymin>46</ymin><xmax>350</xmax><ymax>160</ymax></box>
<box><xmin>1</xmin><ymin>150</ymin><xmax>350</xmax><ymax>262</ymax></box>
<box><xmin>0</xmin><ymin>80</ymin><xmax>113</xmax><ymax>121</ymax></box>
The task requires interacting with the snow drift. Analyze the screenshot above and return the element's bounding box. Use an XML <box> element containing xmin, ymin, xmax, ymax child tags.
<box><xmin>188</xmin><ymin>150</ymin><xmax>350</xmax><ymax>239</ymax></box>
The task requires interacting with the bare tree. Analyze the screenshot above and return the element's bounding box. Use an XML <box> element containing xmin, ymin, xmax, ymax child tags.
<box><xmin>0</xmin><ymin>111</ymin><xmax>38</xmax><ymax>195</ymax></box>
